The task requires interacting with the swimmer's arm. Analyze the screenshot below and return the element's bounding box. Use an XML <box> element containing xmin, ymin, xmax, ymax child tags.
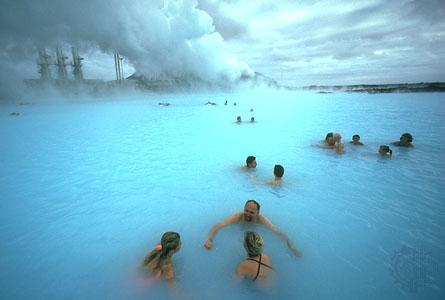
<box><xmin>335</xmin><ymin>142</ymin><xmax>345</xmax><ymax>154</ymax></box>
<box><xmin>204</xmin><ymin>213</ymin><xmax>242</xmax><ymax>249</ymax></box>
<box><xmin>249</xmin><ymin>174</ymin><xmax>274</xmax><ymax>185</ymax></box>
<box><xmin>314</xmin><ymin>142</ymin><xmax>333</xmax><ymax>149</ymax></box>
<box><xmin>259</xmin><ymin>216</ymin><xmax>302</xmax><ymax>257</ymax></box>
<box><xmin>164</xmin><ymin>265</ymin><xmax>178</xmax><ymax>292</ymax></box>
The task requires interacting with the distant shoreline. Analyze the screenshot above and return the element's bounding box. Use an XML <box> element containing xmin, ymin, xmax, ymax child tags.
<box><xmin>290</xmin><ymin>82</ymin><xmax>445</xmax><ymax>93</ymax></box>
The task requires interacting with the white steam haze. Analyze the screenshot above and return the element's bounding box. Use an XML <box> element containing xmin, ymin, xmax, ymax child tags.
<box><xmin>1</xmin><ymin>0</ymin><xmax>445</xmax><ymax>100</ymax></box>
<box><xmin>0</xmin><ymin>0</ymin><xmax>253</xmax><ymax>99</ymax></box>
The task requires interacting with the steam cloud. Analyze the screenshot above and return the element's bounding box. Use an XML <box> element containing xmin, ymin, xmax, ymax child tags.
<box><xmin>0</xmin><ymin>0</ymin><xmax>254</xmax><ymax>98</ymax></box>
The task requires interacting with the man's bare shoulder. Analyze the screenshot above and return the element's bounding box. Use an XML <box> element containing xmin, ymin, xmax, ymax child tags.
<box><xmin>223</xmin><ymin>212</ymin><xmax>243</xmax><ymax>223</ymax></box>
<box><xmin>257</xmin><ymin>214</ymin><xmax>271</xmax><ymax>225</ymax></box>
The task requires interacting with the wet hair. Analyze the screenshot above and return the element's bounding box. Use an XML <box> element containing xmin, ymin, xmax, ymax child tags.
<box><xmin>352</xmin><ymin>134</ymin><xmax>360</xmax><ymax>140</ymax></box>
<box><xmin>244</xmin><ymin>231</ymin><xmax>264</xmax><ymax>257</ymax></box>
<box><xmin>245</xmin><ymin>199</ymin><xmax>260</xmax><ymax>212</ymax></box>
<box><xmin>325</xmin><ymin>132</ymin><xmax>333</xmax><ymax>141</ymax></box>
<box><xmin>333</xmin><ymin>133</ymin><xmax>342</xmax><ymax>142</ymax></box>
<box><xmin>379</xmin><ymin>145</ymin><xmax>393</xmax><ymax>158</ymax></box>
<box><xmin>236</xmin><ymin>116</ymin><xmax>241</xmax><ymax>122</ymax></box>
<box><xmin>250</xmin><ymin>117</ymin><xmax>255</xmax><ymax>122</ymax></box>
<box><xmin>401</xmin><ymin>133</ymin><xmax>413</xmax><ymax>143</ymax></box>
<box><xmin>143</xmin><ymin>232</ymin><xmax>181</xmax><ymax>271</ymax></box>
<box><xmin>274</xmin><ymin>164</ymin><xmax>284</xmax><ymax>178</ymax></box>
<box><xmin>246</xmin><ymin>156</ymin><xmax>256</xmax><ymax>166</ymax></box>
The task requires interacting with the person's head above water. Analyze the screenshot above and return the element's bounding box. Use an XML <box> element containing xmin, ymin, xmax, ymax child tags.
<box><xmin>244</xmin><ymin>200</ymin><xmax>260</xmax><ymax>222</ymax></box>
<box><xmin>236</xmin><ymin>116</ymin><xmax>242</xmax><ymax>123</ymax></box>
<box><xmin>333</xmin><ymin>133</ymin><xmax>342</xmax><ymax>143</ymax></box>
<box><xmin>244</xmin><ymin>231</ymin><xmax>264</xmax><ymax>257</ymax></box>
<box><xmin>325</xmin><ymin>132</ymin><xmax>335</xmax><ymax>146</ymax></box>
<box><xmin>143</xmin><ymin>231</ymin><xmax>181</xmax><ymax>271</ymax></box>
<box><xmin>399</xmin><ymin>133</ymin><xmax>413</xmax><ymax>146</ymax></box>
<box><xmin>160</xmin><ymin>232</ymin><xmax>181</xmax><ymax>254</ymax></box>
<box><xmin>250</xmin><ymin>117</ymin><xmax>255</xmax><ymax>122</ymax></box>
<box><xmin>350</xmin><ymin>134</ymin><xmax>363</xmax><ymax>145</ymax></box>
<box><xmin>273</xmin><ymin>164</ymin><xmax>284</xmax><ymax>179</ymax></box>
<box><xmin>246</xmin><ymin>156</ymin><xmax>257</xmax><ymax>168</ymax></box>
<box><xmin>379</xmin><ymin>145</ymin><xmax>393</xmax><ymax>158</ymax></box>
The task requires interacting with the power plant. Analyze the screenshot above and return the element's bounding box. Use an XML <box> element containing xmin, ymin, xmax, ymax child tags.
<box><xmin>26</xmin><ymin>47</ymin><xmax>270</xmax><ymax>93</ymax></box>
<box><xmin>25</xmin><ymin>47</ymin><xmax>140</xmax><ymax>93</ymax></box>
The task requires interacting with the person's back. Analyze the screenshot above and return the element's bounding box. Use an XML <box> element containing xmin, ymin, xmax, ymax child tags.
<box><xmin>237</xmin><ymin>253</ymin><xmax>272</xmax><ymax>281</ymax></box>
<box><xmin>143</xmin><ymin>232</ymin><xmax>181</xmax><ymax>285</ymax></box>
<box><xmin>236</xmin><ymin>231</ymin><xmax>273</xmax><ymax>281</ymax></box>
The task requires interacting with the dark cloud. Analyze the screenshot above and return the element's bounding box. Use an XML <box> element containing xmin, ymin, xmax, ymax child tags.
<box><xmin>247</xmin><ymin>0</ymin><xmax>445</xmax><ymax>84</ymax></box>
<box><xmin>1</xmin><ymin>0</ymin><xmax>443</xmax><ymax>90</ymax></box>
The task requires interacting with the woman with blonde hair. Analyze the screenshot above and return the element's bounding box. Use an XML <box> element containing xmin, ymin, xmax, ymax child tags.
<box><xmin>333</xmin><ymin>132</ymin><xmax>345</xmax><ymax>154</ymax></box>
<box><xmin>236</xmin><ymin>231</ymin><xmax>273</xmax><ymax>281</ymax></box>
<box><xmin>142</xmin><ymin>232</ymin><xmax>181</xmax><ymax>287</ymax></box>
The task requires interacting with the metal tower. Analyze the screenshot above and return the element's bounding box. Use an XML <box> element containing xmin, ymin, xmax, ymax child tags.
<box><xmin>38</xmin><ymin>49</ymin><xmax>52</xmax><ymax>80</ymax></box>
<box><xmin>114</xmin><ymin>51</ymin><xmax>124</xmax><ymax>81</ymax></box>
<box><xmin>71</xmin><ymin>47</ymin><xmax>84</xmax><ymax>80</ymax></box>
<box><xmin>55</xmin><ymin>47</ymin><xmax>68</xmax><ymax>79</ymax></box>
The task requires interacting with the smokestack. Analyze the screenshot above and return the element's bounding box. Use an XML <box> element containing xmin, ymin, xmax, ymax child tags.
<box><xmin>120</xmin><ymin>57</ymin><xmax>124</xmax><ymax>80</ymax></box>
<box><xmin>114</xmin><ymin>51</ymin><xmax>122</xmax><ymax>81</ymax></box>
<box><xmin>71</xmin><ymin>47</ymin><xmax>84</xmax><ymax>80</ymax></box>
<box><xmin>37</xmin><ymin>48</ymin><xmax>52</xmax><ymax>80</ymax></box>
<box><xmin>56</xmin><ymin>47</ymin><xmax>68</xmax><ymax>80</ymax></box>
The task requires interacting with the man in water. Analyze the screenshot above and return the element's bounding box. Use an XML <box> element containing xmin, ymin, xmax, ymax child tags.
<box><xmin>392</xmin><ymin>133</ymin><xmax>414</xmax><ymax>147</ymax></box>
<box><xmin>270</xmin><ymin>164</ymin><xmax>284</xmax><ymax>185</ymax></box>
<box><xmin>203</xmin><ymin>200</ymin><xmax>302</xmax><ymax>256</ymax></box>
<box><xmin>251</xmin><ymin>164</ymin><xmax>284</xmax><ymax>185</ymax></box>
<box><xmin>350</xmin><ymin>134</ymin><xmax>364</xmax><ymax>145</ymax></box>
<box><xmin>245</xmin><ymin>156</ymin><xmax>257</xmax><ymax>169</ymax></box>
<box><xmin>316</xmin><ymin>132</ymin><xmax>335</xmax><ymax>148</ymax></box>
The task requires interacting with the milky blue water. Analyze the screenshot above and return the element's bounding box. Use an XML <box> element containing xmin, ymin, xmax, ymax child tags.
<box><xmin>1</xmin><ymin>90</ymin><xmax>444</xmax><ymax>300</ymax></box>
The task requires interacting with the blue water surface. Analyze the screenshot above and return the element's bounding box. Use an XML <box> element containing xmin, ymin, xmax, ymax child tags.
<box><xmin>0</xmin><ymin>90</ymin><xmax>444</xmax><ymax>300</ymax></box>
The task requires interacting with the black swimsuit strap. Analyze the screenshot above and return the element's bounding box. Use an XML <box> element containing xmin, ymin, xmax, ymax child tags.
<box><xmin>246</xmin><ymin>255</ymin><xmax>273</xmax><ymax>270</ymax></box>
<box><xmin>246</xmin><ymin>254</ymin><xmax>273</xmax><ymax>281</ymax></box>
<box><xmin>254</xmin><ymin>254</ymin><xmax>262</xmax><ymax>281</ymax></box>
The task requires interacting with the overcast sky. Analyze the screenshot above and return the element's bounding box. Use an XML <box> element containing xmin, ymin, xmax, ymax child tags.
<box><xmin>1</xmin><ymin>0</ymin><xmax>444</xmax><ymax>89</ymax></box>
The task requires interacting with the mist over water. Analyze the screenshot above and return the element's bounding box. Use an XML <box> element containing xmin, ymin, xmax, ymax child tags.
<box><xmin>1</xmin><ymin>90</ymin><xmax>444</xmax><ymax>299</ymax></box>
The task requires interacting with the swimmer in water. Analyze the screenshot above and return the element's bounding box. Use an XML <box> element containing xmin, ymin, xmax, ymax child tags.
<box><xmin>203</xmin><ymin>200</ymin><xmax>302</xmax><ymax>256</ymax></box>
<box><xmin>392</xmin><ymin>133</ymin><xmax>414</xmax><ymax>147</ymax></box>
<box><xmin>236</xmin><ymin>231</ymin><xmax>273</xmax><ymax>282</ymax></box>
<box><xmin>252</xmin><ymin>164</ymin><xmax>285</xmax><ymax>186</ymax></box>
<box><xmin>333</xmin><ymin>133</ymin><xmax>345</xmax><ymax>154</ymax></box>
<box><xmin>316</xmin><ymin>132</ymin><xmax>335</xmax><ymax>149</ymax></box>
<box><xmin>242</xmin><ymin>156</ymin><xmax>257</xmax><ymax>170</ymax></box>
<box><xmin>378</xmin><ymin>145</ymin><xmax>393</xmax><ymax>158</ymax></box>
<box><xmin>350</xmin><ymin>134</ymin><xmax>364</xmax><ymax>145</ymax></box>
<box><xmin>142</xmin><ymin>232</ymin><xmax>181</xmax><ymax>289</ymax></box>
